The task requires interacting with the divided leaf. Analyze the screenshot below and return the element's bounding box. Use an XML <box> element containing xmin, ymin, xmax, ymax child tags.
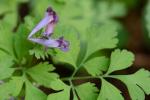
<box><xmin>0</xmin><ymin>21</ymin><xmax>14</xmax><ymax>56</ymax></box>
<box><xmin>97</xmin><ymin>1</ymin><xmax>127</xmax><ymax>22</ymax></box>
<box><xmin>106</xmin><ymin>49</ymin><xmax>134</xmax><ymax>74</ymax></box>
<box><xmin>75</xmin><ymin>82</ymin><xmax>99</xmax><ymax>100</ymax></box>
<box><xmin>29</xmin><ymin>46</ymin><xmax>54</xmax><ymax>60</ymax></box>
<box><xmin>48</xmin><ymin>79</ymin><xmax>71</xmax><ymax>100</ymax></box>
<box><xmin>84</xmin><ymin>56</ymin><xmax>109</xmax><ymax>76</ymax></box>
<box><xmin>85</xmin><ymin>23</ymin><xmax>118</xmax><ymax>60</ymax></box>
<box><xmin>47</xmin><ymin>87</ymin><xmax>70</xmax><ymax>100</ymax></box>
<box><xmin>0</xmin><ymin>51</ymin><xmax>15</xmax><ymax>80</ymax></box>
<box><xmin>2</xmin><ymin>12</ymin><xmax>17</xmax><ymax>29</ymax></box>
<box><xmin>97</xmin><ymin>78</ymin><xmax>124</xmax><ymax>100</ymax></box>
<box><xmin>27</xmin><ymin>62</ymin><xmax>58</xmax><ymax>87</ymax></box>
<box><xmin>25</xmin><ymin>80</ymin><xmax>47</xmax><ymax>100</ymax></box>
<box><xmin>14</xmin><ymin>24</ymin><xmax>34</xmax><ymax>60</ymax></box>
<box><xmin>0</xmin><ymin>77</ymin><xmax>24</xmax><ymax>100</ymax></box>
<box><xmin>114</xmin><ymin>69</ymin><xmax>150</xmax><ymax>100</ymax></box>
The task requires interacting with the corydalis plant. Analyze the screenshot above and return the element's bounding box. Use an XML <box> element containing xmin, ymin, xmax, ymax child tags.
<box><xmin>28</xmin><ymin>7</ymin><xmax>69</xmax><ymax>51</ymax></box>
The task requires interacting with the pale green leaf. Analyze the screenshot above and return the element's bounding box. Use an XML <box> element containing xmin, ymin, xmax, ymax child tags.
<box><xmin>114</xmin><ymin>69</ymin><xmax>150</xmax><ymax>100</ymax></box>
<box><xmin>73</xmin><ymin>94</ymin><xmax>78</xmax><ymax>100</ymax></box>
<box><xmin>0</xmin><ymin>66</ymin><xmax>14</xmax><ymax>80</ymax></box>
<box><xmin>27</xmin><ymin>62</ymin><xmax>58</xmax><ymax>87</ymax></box>
<box><xmin>84</xmin><ymin>56</ymin><xmax>109</xmax><ymax>76</ymax></box>
<box><xmin>14</xmin><ymin>24</ymin><xmax>34</xmax><ymax>60</ymax></box>
<box><xmin>9</xmin><ymin>77</ymin><xmax>24</xmax><ymax>96</ymax></box>
<box><xmin>50</xmin><ymin>79</ymin><xmax>68</xmax><ymax>90</ymax></box>
<box><xmin>85</xmin><ymin>23</ymin><xmax>118</xmax><ymax>59</ymax></box>
<box><xmin>24</xmin><ymin>16</ymin><xmax>37</xmax><ymax>31</ymax></box>
<box><xmin>47</xmin><ymin>87</ymin><xmax>70</xmax><ymax>100</ymax></box>
<box><xmin>2</xmin><ymin>12</ymin><xmax>17</xmax><ymax>29</ymax></box>
<box><xmin>25</xmin><ymin>80</ymin><xmax>47</xmax><ymax>100</ymax></box>
<box><xmin>97</xmin><ymin>78</ymin><xmax>124</xmax><ymax>100</ymax></box>
<box><xmin>0</xmin><ymin>0</ymin><xmax>17</xmax><ymax>14</ymax></box>
<box><xmin>0</xmin><ymin>51</ymin><xmax>15</xmax><ymax>80</ymax></box>
<box><xmin>0</xmin><ymin>77</ymin><xmax>24</xmax><ymax>100</ymax></box>
<box><xmin>97</xmin><ymin>1</ymin><xmax>127</xmax><ymax>22</ymax></box>
<box><xmin>48</xmin><ymin>79</ymin><xmax>70</xmax><ymax>100</ymax></box>
<box><xmin>0</xmin><ymin>21</ymin><xmax>14</xmax><ymax>56</ymax></box>
<box><xmin>106</xmin><ymin>49</ymin><xmax>134</xmax><ymax>74</ymax></box>
<box><xmin>75</xmin><ymin>82</ymin><xmax>98</xmax><ymax>100</ymax></box>
<box><xmin>29</xmin><ymin>46</ymin><xmax>54</xmax><ymax>60</ymax></box>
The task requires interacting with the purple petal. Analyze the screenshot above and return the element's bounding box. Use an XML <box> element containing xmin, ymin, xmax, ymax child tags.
<box><xmin>28</xmin><ymin>7</ymin><xmax>55</xmax><ymax>38</ymax></box>
<box><xmin>60</xmin><ymin>44</ymin><xmax>69</xmax><ymax>52</ymax></box>
<box><xmin>57</xmin><ymin>37</ymin><xmax>70</xmax><ymax>52</ymax></box>
<box><xmin>43</xmin><ymin>23</ymin><xmax>55</xmax><ymax>37</ymax></box>
<box><xmin>29</xmin><ymin>37</ymin><xmax>69</xmax><ymax>52</ymax></box>
<box><xmin>29</xmin><ymin>38</ymin><xmax>59</xmax><ymax>48</ymax></box>
<box><xmin>42</xmin><ymin>11</ymin><xmax>58</xmax><ymax>37</ymax></box>
<box><xmin>28</xmin><ymin>15</ymin><xmax>53</xmax><ymax>38</ymax></box>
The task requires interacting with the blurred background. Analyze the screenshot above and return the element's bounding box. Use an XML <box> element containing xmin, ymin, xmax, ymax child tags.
<box><xmin>0</xmin><ymin>0</ymin><xmax>150</xmax><ymax>99</ymax></box>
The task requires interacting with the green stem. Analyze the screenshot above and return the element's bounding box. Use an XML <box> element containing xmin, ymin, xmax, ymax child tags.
<box><xmin>61</xmin><ymin>76</ymin><xmax>100</xmax><ymax>81</ymax></box>
<box><xmin>15</xmin><ymin>67</ymin><xmax>24</xmax><ymax>70</ymax></box>
<box><xmin>69</xmin><ymin>79</ymin><xmax>77</xmax><ymax>98</ymax></box>
<box><xmin>70</xmin><ymin>61</ymin><xmax>85</xmax><ymax>79</ymax></box>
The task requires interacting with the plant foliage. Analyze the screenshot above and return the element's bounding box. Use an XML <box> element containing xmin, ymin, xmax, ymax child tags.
<box><xmin>0</xmin><ymin>0</ymin><xmax>150</xmax><ymax>100</ymax></box>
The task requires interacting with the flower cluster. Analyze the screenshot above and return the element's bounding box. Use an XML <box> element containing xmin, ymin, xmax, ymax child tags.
<box><xmin>28</xmin><ymin>7</ymin><xmax>69</xmax><ymax>51</ymax></box>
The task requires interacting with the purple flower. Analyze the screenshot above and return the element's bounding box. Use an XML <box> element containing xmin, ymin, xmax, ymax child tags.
<box><xmin>28</xmin><ymin>7</ymin><xmax>69</xmax><ymax>51</ymax></box>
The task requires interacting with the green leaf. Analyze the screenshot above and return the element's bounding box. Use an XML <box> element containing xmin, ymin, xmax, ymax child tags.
<box><xmin>27</xmin><ymin>62</ymin><xmax>58</xmax><ymax>87</ymax></box>
<box><xmin>2</xmin><ymin>12</ymin><xmax>17</xmax><ymax>29</ymax></box>
<box><xmin>114</xmin><ymin>69</ymin><xmax>150</xmax><ymax>100</ymax></box>
<box><xmin>75</xmin><ymin>82</ymin><xmax>98</xmax><ymax>100</ymax></box>
<box><xmin>0</xmin><ymin>51</ymin><xmax>15</xmax><ymax>80</ymax></box>
<box><xmin>47</xmin><ymin>87</ymin><xmax>70</xmax><ymax>100</ymax></box>
<box><xmin>24</xmin><ymin>16</ymin><xmax>37</xmax><ymax>31</ymax></box>
<box><xmin>97</xmin><ymin>1</ymin><xmax>127</xmax><ymax>22</ymax></box>
<box><xmin>84</xmin><ymin>56</ymin><xmax>109</xmax><ymax>76</ymax></box>
<box><xmin>48</xmin><ymin>79</ymin><xmax>71</xmax><ymax>100</ymax></box>
<box><xmin>29</xmin><ymin>46</ymin><xmax>54</xmax><ymax>60</ymax></box>
<box><xmin>0</xmin><ymin>77</ymin><xmax>24</xmax><ymax>100</ymax></box>
<box><xmin>14</xmin><ymin>24</ymin><xmax>33</xmax><ymax>60</ymax></box>
<box><xmin>0</xmin><ymin>20</ymin><xmax>14</xmax><ymax>56</ymax></box>
<box><xmin>50</xmin><ymin>79</ymin><xmax>69</xmax><ymax>90</ymax></box>
<box><xmin>97</xmin><ymin>78</ymin><xmax>124</xmax><ymax>100</ymax></box>
<box><xmin>106</xmin><ymin>49</ymin><xmax>134</xmax><ymax>74</ymax></box>
<box><xmin>0</xmin><ymin>0</ymin><xmax>17</xmax><ymax>14</ymax></box>
<box><xmin>0</xmin><ymin>0</ymin><xmax>28</xmax><ymax>14</ymax></box>
<box><xmin>54</xmin><ymin>25</ymin><xmax>80</xmax><ymax>68</ymax></box>
<box><xmin>9</xmin><ymin>77</ymin><xmax>24</xmax><ymax>96</ymax></box>
<box><xmin>25</xmin><ymin>80</ymin><xmax>47</xmax><ymax>100</ymax></box>
<box><xmin>0</xmin><ymin>66</ymin><xmax>14</xmax><ymax>80</ymax></box>
<box><xmin>144</xmin><ymin>0</ymin><xmax>150</xmax><ymax>37</ymax></box>
<box><xmin>73</xmin><ymin>94</ymin><xmax>78</xmax><ymax>100</ymax></box>
<box><xmin>85</xmin><ymin>23</ymin><xmax>118</xmax><ymax>60</ymax></box>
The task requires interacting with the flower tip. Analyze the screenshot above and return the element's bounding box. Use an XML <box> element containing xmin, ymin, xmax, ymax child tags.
<box><xmin>46</xmin><ymin>7</ymin><xmax>52</xmax><ymax>13</ymax></box>
<box><xmin>57</xmin><ymin>37</ymin><xmax>70</xmax><ymax>52</ymax></box>
<box><xmin>60</xmin><ymin>47</ymin><xmax>69</xmax><ymax>52</ymax></box>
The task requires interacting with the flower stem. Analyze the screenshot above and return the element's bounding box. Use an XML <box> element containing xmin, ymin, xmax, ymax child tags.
<box><xmin>61</xmin><ymin>76</ymin><xmax>100</xmax><ymax>81</ymax></box>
